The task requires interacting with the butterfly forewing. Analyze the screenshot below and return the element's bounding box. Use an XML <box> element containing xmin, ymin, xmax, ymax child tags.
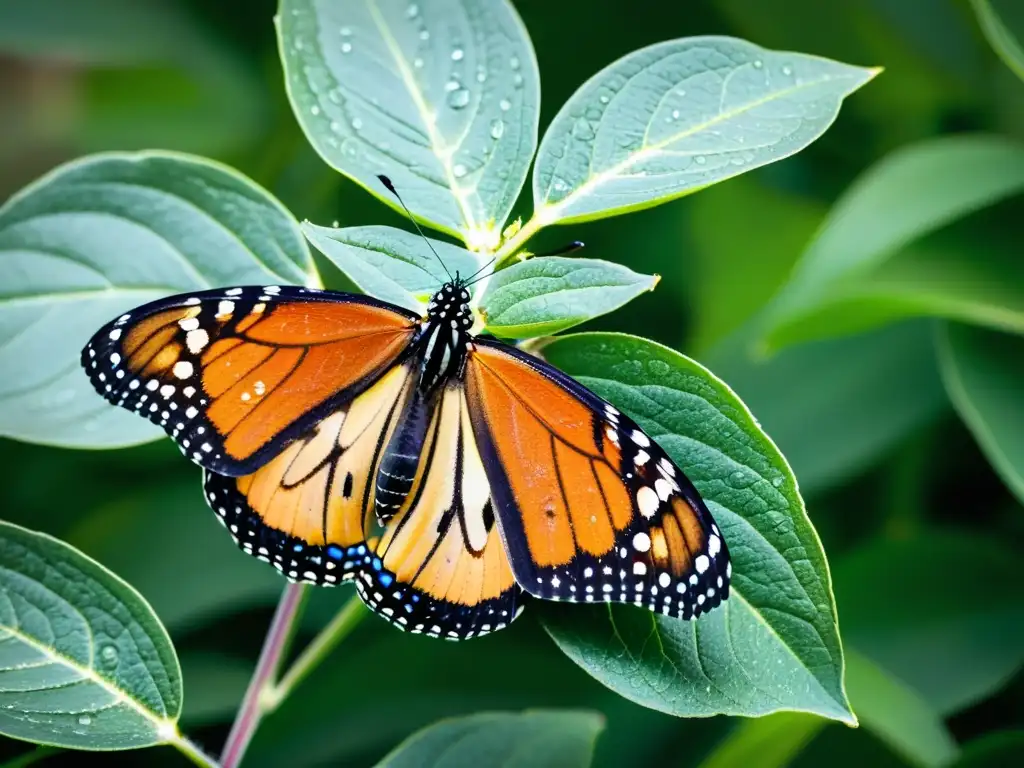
<box><xmin>81</xmin><ymin>286</ymin><xmax>419</xmax><ymax>475</ymax></box>
<box><xmin>465</xmin><ymin>340</ymin><xmax>731</xmax><ymax>620</ymax></box>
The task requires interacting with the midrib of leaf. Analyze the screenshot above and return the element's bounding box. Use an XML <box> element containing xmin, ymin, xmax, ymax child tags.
<box><xmin>0</xmin><ymin>619</ymin><xmax>176</xmax><ymax>735</ymax></box>
<box><xmin>538</xmin><ymin>68</ymin><xmax>875</xmax><ymax>221</ymax></box>
<box><xmin>366</xmin><ymin>0</ymin><xmax>479</xmax><ymax>236</ymax></box>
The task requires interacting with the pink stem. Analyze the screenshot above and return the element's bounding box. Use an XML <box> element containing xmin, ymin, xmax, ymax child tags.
<box><xmin>220</xmin><ymin>582</ymin><xmax>306</xmax><ymax>768</ymax></box>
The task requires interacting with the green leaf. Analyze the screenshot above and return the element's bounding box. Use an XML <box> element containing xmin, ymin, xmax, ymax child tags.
<box><xmin>937</xmin><ymin>323</ymin><xmax>1024</xmax><ymax>506</ymax></box>
<box><xmin>762</xmin><ymin>135</ymin><xmax>1024</xmax><ymax>351</ymax></box>
<box><xmin>969</xmin><ymin>0</ymin><xmax>1024</xmax><ymax>83</ymax></box>
<box><xmin>531</xmin><ymin>36</ymin><xmax>877</xmax><ymax>226</ymax></box>
<box><xmin>845</xmin><ymin>649</ymin><xmax>959</xmax><ymax>768</ymax></box>
<box><xmin>375</xmin><ymin>711</ymin><xmax>604</xmax><ymax>768</ymax></box>
<box><xmin>64</xmin><ymin>482</ymin><xmax>282</xmax><ymax>632</ymax></box>
<box><xmin>0</xmin><ymin>520</ymin><xmax>181</xmax><ymax>749</ymax></box>
<box><xmin>698</xmin><ymin>713</ymin><xmax>826</xmax><ymax>768</ymax></box>
<box><xmin>302</xmin><ymin>224</ymin><xmax>482</xmax><ymax>311</ymax></box>
<box><xmin>278</xmin><ymin>0</ymin><xmax>540</xmax><ymax>248</ymax></box>
<box><xmin>0</xmin><ymin>151</ymin><xmax>316</xmax><ymax>449</ymax></box>
<box><xmin>834</xmin><ymin>530</ymin><xmax>1024</xmax><ymax>715</ymax></box>
<box><xmin>534</xmin><ymin>333</ymin><xmax>854</xmax><ymax>723</ymax></box>
<box><xmin>480</xmin><ymin>257</ymin><xmax>658</xmax><ymax>338</ymax></box>
<box><xmin>706</xmin><ymin>320</ymin><xmax>947</xmax><ymax>496</ymax></box>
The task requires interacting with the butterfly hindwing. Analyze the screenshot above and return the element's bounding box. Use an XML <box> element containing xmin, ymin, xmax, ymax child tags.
<box><xmin>203</xmin><ymin>361</ymin><xmax>524</xmax><ymax>640</ymax></box>
<box><xmin>465</xmin><ymin>339</ymin><xmax>731</xmax><ymax>620</ymax></box>
<box><xmin>82</xmin><ymin>286</ymin><xmax>419</xmax><ymax>475</ymax></box>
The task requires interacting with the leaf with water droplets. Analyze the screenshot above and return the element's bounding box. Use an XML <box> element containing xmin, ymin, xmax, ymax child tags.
<box><xmin>479</xmin><ymin>257</ymin><xmax>658</xmax><ymax>338</ymax></box>
<box><xmin>532</xmin><ymin>333</ymin><xmax>855</xmax><ymax>723</ymax></box>
<box><xmin>302</xmin><ymin>223</ymin><xmax>482</xmax><ymax>311</ymax></box>
<box><xmin>278</xmin><ymin>0</ymin><xmax>540</xmax><ymax>249</ymax></box>
<box><xmin>0</xmin><ymin>520</ymin><xmax>183</xmax><ymax>749</ymax></box>
<box><xmin>533</xmin><ymin>36</ymin><xmax>878</xmax><ymax>226</ymax></box>
<box><xmin>0</xmin><ymin>151</ymin><xmax>315</xmax><ymax>449</ymax></box>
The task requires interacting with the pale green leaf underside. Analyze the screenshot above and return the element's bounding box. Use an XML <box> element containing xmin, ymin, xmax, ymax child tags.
<box><xmin>533</xmin><ymin>35</ymin><xmax>877</xmax><ymax>226</ymax></box>
<box><xmin>763</xmin><ymin>135</ymin><xmax>1024</xmax><ymax>350</ymax></box>
<box><xmin>279</xmin><ymin>0</ymin><xmax>540</xmax><ymax>247</ymax></box>
<box><xmin>0</xmin><ymin>151</ymin><xmax>314</xmax><ymax>449</ymax></box>
<box><xmin>937</xmin><ymin>323</ymin><xmax>1024</xmax><ymax>507</ymax></box>
<box><xmin>376</xmin><ymin>711</ymin><xmax>605</xmax><ymax>768</ymax></box>
<box><xmin>0</xmin><ymin>520</ymin><xmax>181</xmax><ymax>750</ymax></box>
<box><xmin>480</xmin><ymin>256</ymin><xmax>657</xmax><ymax>338</ymax></box>
<box><xmin>303</xmin><ymin>224</ymin><xmax>482</xmax><ymax>311</ymax></box>
<box><xmin>536</xmin><ymin>333</ymin><xmax>854</xmax><ymax>724</ymax></box>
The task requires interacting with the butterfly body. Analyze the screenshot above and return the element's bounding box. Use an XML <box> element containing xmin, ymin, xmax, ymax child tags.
<box><xmin>82</xmin><ymin>281</ymin><xmax>730</xmax><ymax>640</ymax></box>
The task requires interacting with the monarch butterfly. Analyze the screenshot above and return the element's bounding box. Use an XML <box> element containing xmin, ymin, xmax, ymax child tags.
<box><xmin>81</xmin><ymin>242</ymin><xmax>730</xmax><ymax>642</ymax></box>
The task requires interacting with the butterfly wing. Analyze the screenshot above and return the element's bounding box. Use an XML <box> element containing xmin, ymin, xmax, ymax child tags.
<box><xmin>202</xmin><ymin>362</ymin><xmax>524</xmax><ymax>640</ymax></box>
<box><xmin>465</xmin><ymin>339</ymin><xmax>730</xmax><ymax>620</ymax></box>
<box><xmin>82</xmin><ymin>286</ymin><xmax>419</xmax><ymax>475</ymax></box>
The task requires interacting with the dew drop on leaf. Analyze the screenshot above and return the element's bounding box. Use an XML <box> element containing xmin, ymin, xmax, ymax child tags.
<box><xmin>451</xmin><ymin>48</ymin><xmax>464</xmax><ymax>61</ymax></box>
<box><xmin>310</xmin><ymin>105</ymin><xmax>320</xmax><ymax>116</ymax></box>
<box><xmin>752</xmin><ymin>59</ymin><xmax>763</xmax><ymax>69</ymax></box>
<box><xmin>447</xmin><ymin>87</ymin><xmax>470</xmax><ymax>109</ymax></box>
<box><xmin>509</xmin><ymin>55</ymin><xmax>521</xmax><ymax>70</ymax></box>
<box><xmin>672</xmin><ymin>109</ymin><xmax>680</xmax><ymax>119</ymax></box>
<box><xmin>406</xmin><ymin>3</ymin><xmax>419</xmax><ymax>19</ymax></box>
<box><xmin>499</xmin><ymin>98</ymin><xmax>512</xmax><ymax>111</ymax></box>
<box><xmin>572</xmin><ymin>117</ymin><xmax>595</xmax><ymax>141</ymax></box>
<box><xmin>419</xmin><ymin>29</ymin><xmax>429</xmax><ymax>41</ymax></box>
<box><xmin>476</xmin><ymin>68</ymin><xmax>487</xmax><ymax>83</ymax></box>
<box><xmin>101</xmin><ymin>645</ymin><xmax>119</xmax><ymax>665</ymax></box>
<box><xmin>695</xmin><ymin>155</ymin><xmax>707</xmax><ymax>165</ymax></box>
<box><xmin>341</xmin><ymin>42</ymin><xmax>352</xmax><ymax>54</ymax></box>
<box><xmin>489</xmin><ymin>118</ymin><xmax>505</xmax><ymax>139</ymax></box>
<box><xmin>647</xmin><ymin>360</ymin><xmax>670</xmax><ymax>376</ymax></box>
<box><xmin>453</xmin><ymin>163</ymin><xmax>468</xmax><ymax>178</ymax></box>
<box><xmin>351</xmin><ymin>117</ymin><xmax>363</xmax><ymax>131</ymax></box>
<box><xmin>513</xmin><ymin>73</ymin><xmax>524</xmax><ymax>88</ymax></box>
<box><xmin>78</xmin><ymin>715</ymin><xmax>92</xmax><ymax>726</ymax></box>
<box><xmin>772</xmin><ymin>476</ymin><xmax>784</xmax><ymax>488</ymax></box>
<box><xmin>339</xmin><ymin>26</ymin><xmax>351</xmax><ymax>37</ymax></box>
<box><xmin>782</xmin><ymin>65</ymin><xmax>793</xmax><ymax>76</ymax></box>
<box><xmin>599</xmin><ymin>94</ymin><xmax>610</xmax><ymax>105</ymax></box>
<box><xmin>413</xmin><ymin>57</ymin><xmax>424</xmax><ymax>69</ymax></box>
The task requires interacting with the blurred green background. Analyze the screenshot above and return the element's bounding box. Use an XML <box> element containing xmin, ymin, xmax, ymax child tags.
<box><xmin>1</xmin><ymin>0</ymin><xmax>1023</xmax><ymax>765</ymax></box>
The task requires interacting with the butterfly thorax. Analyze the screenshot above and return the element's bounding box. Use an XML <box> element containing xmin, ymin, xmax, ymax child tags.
<box><xmin>417</xmin><ymin>281</ymin><xmax>473</xmax><ymax>394</ymax></box>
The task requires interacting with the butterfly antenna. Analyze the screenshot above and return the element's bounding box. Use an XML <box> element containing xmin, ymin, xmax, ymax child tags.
<box><xmin>533</xmin><ymin>240</ymin><xmax>585</xmax><ymax>258</ymax></box>
<box><xmin>463</xmin><ymin>255</ymin><xmax>496</xmax><ymax>286</ymax></box>
<box><xmin>377</xmin><ymin>174</ymin><xmax>453</xmax><ymax>283</ymax></box>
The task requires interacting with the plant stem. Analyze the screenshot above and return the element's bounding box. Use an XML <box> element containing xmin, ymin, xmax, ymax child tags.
<box><xmin>262</xmin><ymin>596</ymin><xmax>369</xmax><ymax>713</ymax></box>
<box><xmin>172</xmin><ymin>734</ymin><xmax>221</xmax><ymax>768</ymax></box>
<box><xmin>220</xmin><ymin>582</ymin><xmax>308</xmax><ymax>768</ymax></box>
<box><xmin>492</xmin><ymin>211</ymin><xmax>547</xmax><ymax>269</ymax></box>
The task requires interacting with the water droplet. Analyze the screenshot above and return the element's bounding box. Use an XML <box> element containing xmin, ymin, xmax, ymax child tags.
<box><xmin>730</xmin><ymin>471</ymin><xmax>746</xmax><ymax>485</ymax></box>
<box><xmin>489</xmin><ymin>118</ymin><xmax>505</xmax><ymax>139</ymax></box>
<box><xmin>513</xmin><ymin>73</ymin><xmax>523</xmax><ymax>88</ymax></box>
<box><xmin>378</xmin><ymin>141</ymin><xmax>390</xmax><ymax>151</ymax></box>
<box><xmin>695</xmin><ymin>155</ymin><xmax>706</xmax><ymax>165</ymax></box>
<box><xmin>310</xmin><ymin>105</ymin><xmax>320</xmax><ymax>116</ymax></box>
<box><xmin>444</xmin><ymin>79</ymin><xmax>460</xmax><ymax>92</ymax></box>
<box><xmin>648</xmin><ymin>360</ymin><xmax>670</xmax><ymax>376</ymax></box>
<box><xmin>509</xmin><ymin>55</ymin><xmax>521</xmax><ymax>70</ymax></box>
<box><xmin>330</xmin><ymin>120</ymin><xmax>341</xmax><ymax>133</ymax></box>
<box><xmin>677</xmin><ymin>89</ymin><xmax>686</xmax><ymax>97</ymax></box>
<box><xmin>599</xmin><ymin>95</ymin><xmax>610</xmax><ymax>104</ymax></box>
<box><xmin>341</xmin><ymin>42</ymin><xmax>352</xmax><ymax>54</ymax></box>
<box><xmin>553</xmin><ymin>178</ymin><xmax>568</xmax><ymax>192</ymax></box>
<box><xmin>295</xmin><ymin>38</ymin><xmax>304</xmax><ymax>51</ymax></box>
<box><xmin>419</xmin><ymin>29</ymin><xmax>429</xmax><ymax>41</ymax></box>
<box><xmin>771</xmin><ymin>476</ymin><xmax>784</xmax><ymax>488</ymax></box>
<box><xmin>453</xmin><ymin>163</ymin><xmax>468</xmax><ymax>178</ymax></box>
<box><xmin>406</xmin><ymin>3</ymin><xmax>419</xmax><ymax>19</ymax></box>
<box><xmin>341</xmin><ymin>140</ymin><xmax>358</xmax><ymax>158</ymax></box>
<box><xmin>752</xmin><ymin>59</ymin><xmax>763</xmax><ymax>69</ymax></box>
<box><xmin>351</xmin><ymin>117</ymin><xmax>363</xmax><ymax>130</ymax></box>
<box><xmin>672</xmin><ymin>109</ymin><xmax>680</xmax><ymax>119</ymax></box>
<box><xmin>101</xmin><ymin>645</ymin><xmax>118</xmax><ymax>664</ymax></box>
<box><xmin>328</xmin><ymin>89</ymin><xmax>342</xmax><ymax>104</ymax></box>
<box><xmin>476</xmin><ymin>68</ymin><xmax>487</xmax><ymax>83</ymax></box>
<box><xmin>413</xmin><ymin>57</ymin><xmax>424</xmax><ymax>69</ymax></box>
<box><xmin>340</xmin><ymin>26</ymin><xmax>352</xmax><ymax>37</ymax></box>
<box><xmin>447</xmin><ymin>87</ymin><xmax>470</xmax><ymax>109</ymax></box>
<box><xmin>78</xmin><ymin>715</ymin><xmax>92</xmax><ymax>726</ymax></box>
<box><xmin>499</xmin><ymin>98</ymin><xmax>511</xmax><ymax>111</ymax></box>
<box><xmin>572</xmin><ymin>116</ymin><xmax>595</xmax><ymax>141</ymax></box>
<box><xmin>782</xmin><ymin>65</ymin><xmax>792</xmax><ymax>76</ymax></box>
<box><xmin>451</xmin><ymin>48</ymin><xmax>464</xmax><ymax>61</ymax></box>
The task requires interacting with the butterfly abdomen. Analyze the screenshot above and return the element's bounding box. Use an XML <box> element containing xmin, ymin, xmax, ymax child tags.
<box><xmin>375</xmin><ymin>388</ymin><xmax>431</xmax><ymax>523</ymax></box>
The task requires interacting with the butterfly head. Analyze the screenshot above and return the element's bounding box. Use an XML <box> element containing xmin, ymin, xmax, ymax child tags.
<box><xmin>426</xmin><ymin>280</ymin><xmax>473</xmax><ymax>332</ymax></box>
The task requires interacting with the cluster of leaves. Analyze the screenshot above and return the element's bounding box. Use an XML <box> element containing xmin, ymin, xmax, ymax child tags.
<box><xmin>0</xmin><ymin>0</ymin><xmax>1022</xmax><ymax>767</ymax></box>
